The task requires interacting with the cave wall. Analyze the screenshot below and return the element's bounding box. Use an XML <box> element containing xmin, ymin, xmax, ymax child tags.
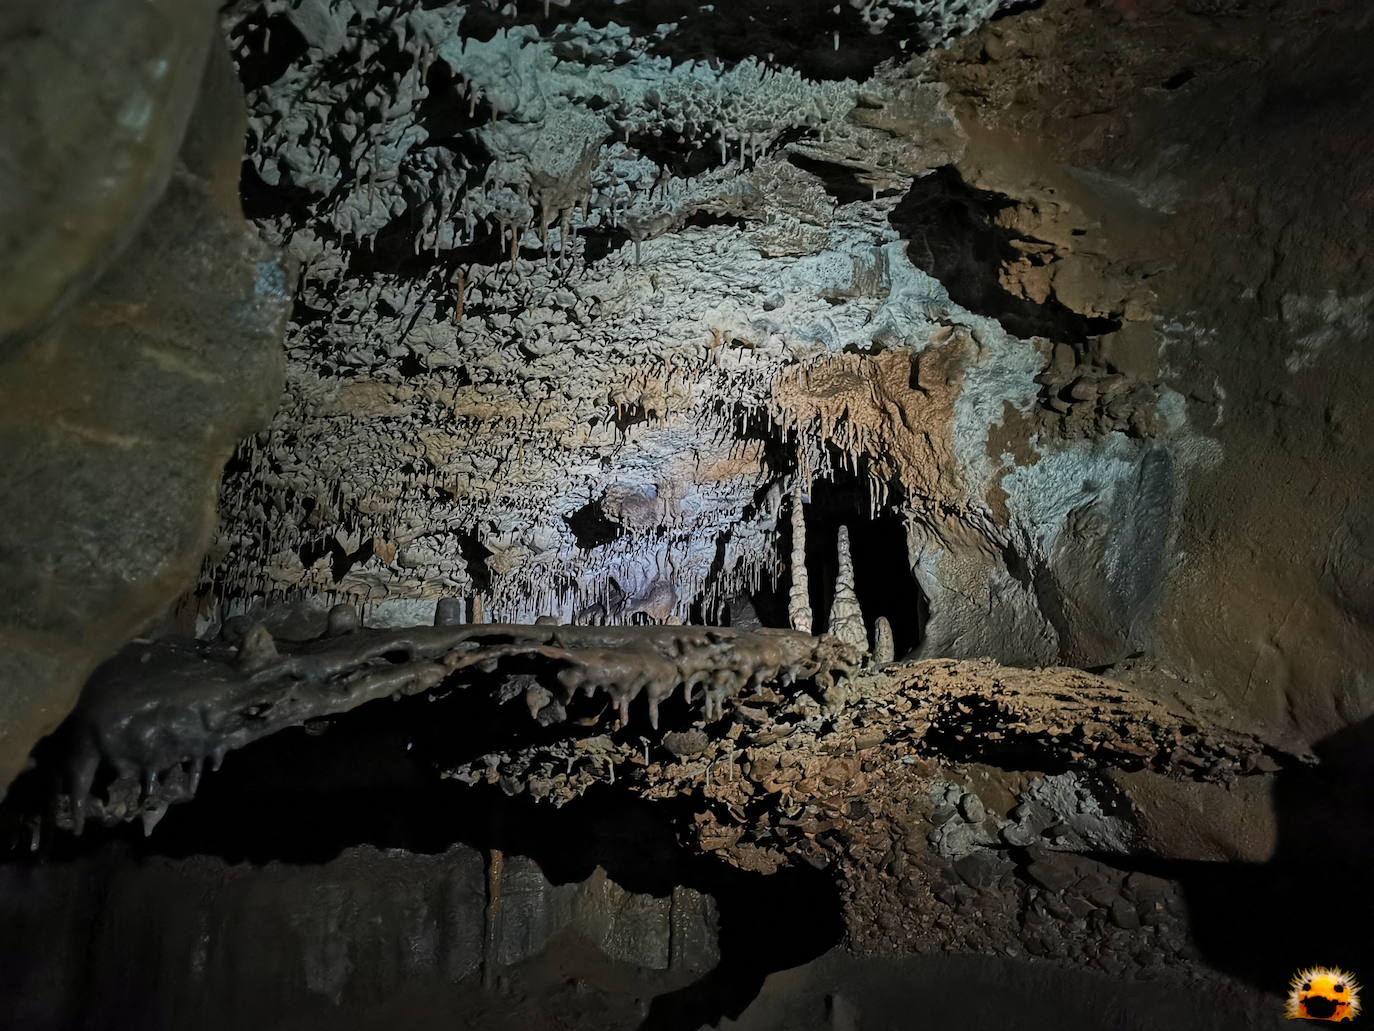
<box><xmin>928</xmin><ymin>0</ymin><xmax>1374</xmax><ymax>743</ymax></box>
<box><xmin>0</xmin><ymin>2</ymin><xmax>293</xmax><ymax>793</ymax></box>
<box><xmin>203</xmin><ymin>0</ymin><xmax>1240</xmax><ymax>706</ymax></box>
<box><xmin>0</xmin><ymin>842</ymin><xmax>718</xmax><ymax>1031</ymax></box>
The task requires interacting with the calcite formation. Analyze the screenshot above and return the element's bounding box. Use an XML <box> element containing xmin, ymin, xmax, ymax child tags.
<box><xmin>827</xmin><ymin>525</ymin><xmax>868</xmax><ymax>653</ymax></box>
<box><xmin>445</xmin><ymin>654</ymin><xmax>1281</xmax><ymax>973</ymax></box>
<box><xmin>46</xmin><ymin>618</ymin><xmax>860</xmax><ymax>835</ymax></box>
<box><xmin>787</xmin><ymin>482</ymin><xmax>812</xmax><ymax>634</ymax></box>
<box><xmin>201</xmin><ymin>0</ymin><xmax>1203</xmax><ymax>695</ymax></box>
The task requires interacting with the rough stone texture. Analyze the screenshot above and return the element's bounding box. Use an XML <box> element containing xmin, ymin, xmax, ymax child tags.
<box><xmin>925</xmin><ymin>0</ymin><xmax>1374</xmax><ymax>745</ymax></box>
<box><xmin>39</xmin><ymin>622</ymin><xmax>859</xmax><ymax>835</ymax></box>
<box><xmin>201</xmin><ymin>1</ymin><xmax>1208</xmax><ymax>711</ymax></box>
<box><xmin>0</xmin><ymin>40</ymin><xmax>292</xmax><ymax>796</ymax></box>
<box><xmin>0</xmin><ymin>0</ymin><xmax>217</xmax><ymax>342</ymax></box>
<box><xmin>194</xmin><ymin>0</ymin><xmax>1368</xmax><ymax>784</ymax></box>
<box><xmin>0</xmin><ymin>842</ymin><xmax>717</xmax><ymax>1031</ymax></box>
<box><xmin>718</xmin><ymin>948</ymin><xmax>1288</xmax><ymax>1031</ymax></box>
<box><xmin>5</xmin><ymin>607</ymin><xmax>1280</xmax><ymax>982</ymax></box>
<box><xmin>430</xmin><ymin>653</ymin><xmax>1276</xmax><ymax>975</ymax></box>
<box><xmin>787</xmin><ymin>482</ymin><xmax>812</xmax><ymax>634</ymax></box>
<box><xmin>1</xmin><ymin>0</ymin><xmax>1370</xmax><ymax>1025</ymax></box>
<box><xmin>826</xmin><ymin>526</ymin><xmax>868</xmax><ymax>653</ymax></box>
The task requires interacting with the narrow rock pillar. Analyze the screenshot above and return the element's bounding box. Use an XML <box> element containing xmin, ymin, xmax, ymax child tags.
<box><xmin>828</xmin><ymin>526</ymin><xmax>867</xmax><ymax>654</ymax></box>
<box><xmin>788</xmin><ymin>482</ymin><xmax>812</xmax><ymax>634</ymax></box>
<box><xmin>872</xmin><ymin>616</ymin><xmax>895</xmax><ymax>665</ymax></box>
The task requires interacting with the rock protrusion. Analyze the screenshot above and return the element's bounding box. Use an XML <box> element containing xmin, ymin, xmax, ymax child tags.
<box><xmin>872</xmin><ymin>616</ymin><xmax>894</xmax><ymax>665</ymax></box>
<box><xmin>325</xmin><ymin>603</ymin><xmax>361</xmax><ymax>636</ymax></box>
<box><xmin>435</xmin><ymin>598</ymin><xmax>465</xmax><ymax>626</ymax></box>
<box><xmin>828</xmin><ymin>526</ymin><xmax>868</xmax><ymax>654</ymax></box>
<box><xmin>789</xmin><ymin>482</ymin><xmax>813</xmax><ymax>634</ymax></box>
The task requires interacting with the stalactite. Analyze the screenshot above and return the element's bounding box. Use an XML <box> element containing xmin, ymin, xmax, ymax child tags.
<box><xmin>828</xmin><ymin>526</ymin><xmax>867</xmax><ymax>654</ymax></box>
<box><xmin>788</xmin><ymin>481</ymin><xmax>812</xmax><ymax>634</ymax></box>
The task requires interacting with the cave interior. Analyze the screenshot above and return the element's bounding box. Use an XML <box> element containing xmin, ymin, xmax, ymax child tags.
<box><xmin>1</xmin><ymin>0</ymin><xmax>1373</xmax><ymax>1028</ymax></box>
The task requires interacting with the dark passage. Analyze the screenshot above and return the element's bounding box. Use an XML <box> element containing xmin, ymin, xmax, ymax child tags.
<box><xmin>748</xmin><ymin>460</ymin><xmax>926</xmax><ymax>658</ymax></box>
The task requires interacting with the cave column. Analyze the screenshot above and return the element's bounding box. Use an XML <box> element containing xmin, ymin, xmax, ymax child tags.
<box><xmin>788</xmin><ymin>481</ymin><xmax>812</xmax><ymax>634</ymax></box>
<box><xmin>828</xmin><ymin>525</ymin><xmax>868</xmax><ymax>654</ymax></box>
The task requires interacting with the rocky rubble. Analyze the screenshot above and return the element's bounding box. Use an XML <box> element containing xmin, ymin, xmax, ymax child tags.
<box><xmin>440</xmin><ymin>653</ymin><xmax>1280</xmax><ymax>975</ymax></box>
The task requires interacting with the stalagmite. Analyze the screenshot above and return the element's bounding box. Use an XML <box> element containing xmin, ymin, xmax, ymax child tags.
<box><xmin>828</xmin><ymin>526</ymin><xmax>867</xmax><ymax>654</ymax></box>
<box><xmin>435</xmin><ymin>597</ymin><xmax>465</xmax><ymax>626</ymax></box>
<box><xmin>872</xmin><ymin>616</ymin><xmax>894</xmax><ymax>665</ymax></box>
<box><xmin>326</xmin><ymin>603</ymin><xmax>361</xmax><ymax>636</ymax></box>
<box><xmin>788</xmin><ymin>482</ymin><xmax>812</xmax><ymax>634</ymax></box>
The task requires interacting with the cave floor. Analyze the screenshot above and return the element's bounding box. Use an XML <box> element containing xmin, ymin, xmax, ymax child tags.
<box><xmin>278</xmin><ymin>936</ymin><xmax>1292</xmax><ymax>1031</ymax></box>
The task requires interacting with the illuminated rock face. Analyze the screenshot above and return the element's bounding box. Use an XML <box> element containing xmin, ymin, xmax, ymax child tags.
<box><xmin>198</xmin><ymin>0</ymin><xmax>1374</xmax><ymax>752</ymax></box>
<box><xmin>1</xmin><ymin>1</ymin><xmax>1372</xmax><ymax>1024</ymax></box>
<box><xmin>202</xmin><ymin>0</ymin><xmax>1203</xmax><ymax>704</ymax></box>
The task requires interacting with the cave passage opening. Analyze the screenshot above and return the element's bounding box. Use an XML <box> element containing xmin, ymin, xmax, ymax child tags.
<box><xmin>741</xmin><ymin>459</ymin><xmax>927</xmax><ymax>658</ymax></box>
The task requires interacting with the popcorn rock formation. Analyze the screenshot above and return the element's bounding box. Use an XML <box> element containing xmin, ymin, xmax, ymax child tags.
<box><xmin>201</xmin><ymin>0</ymin><xmax>1203</xmax><ymax>691</ymax></box>
<box><xmin>49</xmin><ymin>620</ymin><xmax>860</xmax><ymax>834</ymax></box>
<box><xmin>3</xmin><ymin>0</ymin><xmax>1374</xmax><ymax>1028</ymax></box>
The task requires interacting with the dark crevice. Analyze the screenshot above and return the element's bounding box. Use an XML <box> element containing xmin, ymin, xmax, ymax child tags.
<box><xmin>626</xmin><ymin>129</ymin><xmax>729</xmax><ymax>180</ymax></box>
<box><xmin>990</xmin><ymin>0</ymin><xmax>1048</xmax><ymax>21</ymax></box>
<box><xmin>461</xmin><ymin>0</ymin><xmax>934</xmax><ymax>81</ymax></box>
<box><xmin>890</xmin><ymin>166</ymin><xmax>1122</xmax><ymax>343</ymax></box>
<box><xmin>564</xmin><ymin>497</ymin><xmax>623</xmax><ymax>549</ymax></box>
<box><xmin>787</xmin><ymin>152</ymin><xmax>873</xmax><ymax>207</ymax></box>
<box><xmin>454</xmin><ymin>528</ymin><xmax>495</xmax><ymax>593</ymax></box>
<box><xmin>237</xmin><ymin>159</ymin><xmax>317</xmax><ymax>224</ymax></box>
<box><xmin>297</xmin><ymin>535</ymin><xmax>374</xmax><ymax>583</ymax></box>
<box><xmin>227</xmin><ymin>11</ymin><xmax>309</xmax><ymax>91</ymax></box>
<box><xmin>1163</xmin><ymin>68</ymin><xmax>1196</xmax><ymax>90</ymax></box>
<box><xmin>683</xmin><ymin>211</ymin><xmax>750</xmax><ymax>232</ymax></box>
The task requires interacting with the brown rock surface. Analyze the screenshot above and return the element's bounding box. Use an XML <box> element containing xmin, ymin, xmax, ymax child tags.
<box><xmin>0</xmin><ymin>42</ymin><xmax>291</xmax><ymax>793</ymax></box>
<box><xmin>927</xmin><ymin>0</ymin><xmax>1374</xmax><ymax>744</ymax></box>
<box><xmin>0</xmin><ymin>0</ymin><xmax>218</xmax><ymax>342</ymax></box>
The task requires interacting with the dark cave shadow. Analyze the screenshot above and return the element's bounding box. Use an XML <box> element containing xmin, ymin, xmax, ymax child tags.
<box><xmin>1100</xmin><ymin>717</ymin><xmax>1374</xmax><ymax>995</ymax></box>
<box><xmin>1178</xmin><ymin>716</ymin><xmax>1374</xmax><ymax>990</ymax></box>
<box><xmin>889</xmin><ymin>166</ymin><xmax>1121</xmax><ymax>344</ymax></box>
<box><xmin>456</xmin><ymin>0</ymin><xmax>923</xmax><ymax>83</ymax></box>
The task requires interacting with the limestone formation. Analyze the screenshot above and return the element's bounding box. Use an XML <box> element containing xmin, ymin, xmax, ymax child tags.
<box><xmin>46</xmin><ymin>621</ymin><xmax>861</xmax><ymax>834</ymax></box>
<box><xmin>872</xmin><ymin>616</ymin><xmax>895</xmax><ymax>665</ymax></box>
<box><xmin>827</xmin><ymin>527</ymin><xmax>868</xmax><ymax>654</ymax></box>
<box><xmin>0</xmin><ymin>26</ymin><xmax>291</xmax><ymax>794</ymax></box>
<box><xmin>788</xmin><ymin>483</ymin><xmax>812</xmax><ymax>634</ymax></box>
<box><xmin>2</xmin><ymin>0</ymin><xmax>1373</xmax><ymax>1026</ymax></box>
